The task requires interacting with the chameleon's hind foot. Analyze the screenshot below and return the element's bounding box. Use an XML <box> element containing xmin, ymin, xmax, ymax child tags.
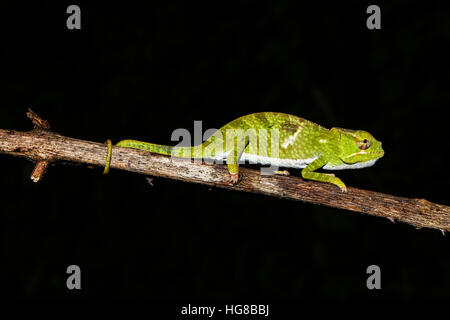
<box><xmin>229</xmin><ymin>172</ymin><xmax>240</xmax><ymax>185</ymax></box>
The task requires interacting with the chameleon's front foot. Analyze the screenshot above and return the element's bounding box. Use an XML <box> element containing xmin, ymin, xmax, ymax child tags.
<box><xmin>322</xmin><ymin>176</ymin><xmax>348</xmax><ymax>193</ymax></box>
<box><xmin>325</xmin><ymin>173</ymin><xmax>347</xmax><ymax>192</ymax></box>
<box><xmin>326</xmin><ymin>178</ymin><xmax>348</xmax><ymax>193</ymax></box>
<box><xmin>301</xmin><ymin>168</ymin><xmax>348</xmax><ymax>193</ymax></box>
<box><xmin>338</xmin><ymin>183</ymin><xmax>347</xmax><ymax>193</ymax></box>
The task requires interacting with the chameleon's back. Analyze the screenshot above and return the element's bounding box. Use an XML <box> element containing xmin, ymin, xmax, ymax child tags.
<box><xmin>213</xmin><ymin>112</ymin><xmax>330</xmax><ymax>160</ymax></box>
<box><xmin>219</xmin><ymin>112</ymin><xmax>311</xmax><ymax>131</ymax></box>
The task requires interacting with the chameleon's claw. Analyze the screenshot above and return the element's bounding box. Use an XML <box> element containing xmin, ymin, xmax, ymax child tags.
<box><xmin>229</xmin><ymin>172</ymin><xmax>239</xmax><ymax>185</ymax></box>
<box><xmin>333</xmin><ymin>177</ymin><xmax>347</xmax><ymax>192</ymax></box>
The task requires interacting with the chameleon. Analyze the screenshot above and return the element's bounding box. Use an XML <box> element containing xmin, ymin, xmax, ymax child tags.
<box><xmin>104</xmin><ymin>112</ymin><xmax>384</xmax><ymax>192</ymax></box>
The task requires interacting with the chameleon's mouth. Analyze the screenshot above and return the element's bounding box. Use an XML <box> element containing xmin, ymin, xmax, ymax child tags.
<box><xmin>366</xmin><ymin>150</ymin><xmax>384</xmax><ymax>159</ymax></box>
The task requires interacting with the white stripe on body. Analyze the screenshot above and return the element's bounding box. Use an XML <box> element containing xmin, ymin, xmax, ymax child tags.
<box><xmin>240</xmin><ymin>153</ymin><xmax>317</xmax><ymax>169</ymax></box>
<box><xmin>202</xmin><ymin>152</ymin><xmax>379</xmax><ymax>170</ymax></box>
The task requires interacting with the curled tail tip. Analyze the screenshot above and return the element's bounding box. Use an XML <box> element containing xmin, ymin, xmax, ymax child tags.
<box><xmin>103</xmin><ymin>139</ymin><xmax>112</xmax><ymax>175</ymax></box>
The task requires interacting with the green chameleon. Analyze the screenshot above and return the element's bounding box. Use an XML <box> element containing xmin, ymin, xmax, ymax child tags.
<box><xmin>104</xmin><ymin>112</ymin><xmax>384</xmax><ymax>192</ymax></box>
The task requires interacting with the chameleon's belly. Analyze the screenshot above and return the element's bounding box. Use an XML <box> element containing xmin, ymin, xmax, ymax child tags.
<box><xmin>238</xmin><ymin>154</ymin><xmax>379</xmax><ymax>170</ymax></box>
<box><xmin>202</xmin><ymin>153</ymin><xmax>317</xmax><ymax>169</ymax></box>
<box><xmin>202</xmin><ymin>150</ymin><xmax>318</xmax><ymax>169</ymax></box>
<box><xmin>239</xmin><ymin>153</ymin><xmax>318</xmax><ymax>169</ymax></box>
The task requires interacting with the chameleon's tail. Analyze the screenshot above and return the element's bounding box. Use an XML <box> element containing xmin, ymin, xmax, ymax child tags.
<box><xmin>117</xmin><ymin>139</ymin><xmax>174</xmax><ymax>156</ymax></box>
<box><xmin>116</xmin><ymin>139</ymin><xmax>203</xmax><ymax>158</ymax></box>
<box><xmin>103</xmin><ymin>139</ymin><xmax>204</xmax><ymax>175</ymax></box>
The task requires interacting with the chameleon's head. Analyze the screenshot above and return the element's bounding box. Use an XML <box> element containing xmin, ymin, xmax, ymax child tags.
<box><xmin>332</xmin><ymin>128</ymin><xmax>384</xmax><ymax>165</ymax></box>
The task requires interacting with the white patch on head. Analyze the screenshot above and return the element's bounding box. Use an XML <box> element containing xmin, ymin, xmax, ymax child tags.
<box><xmin>322</xmin><ymin>158</ymin><xmax>378</xmax><ymax>170</ymax></box>
<box><xmin>281</xmin><ymin>128</ymin><xmax>302</xmax><ymax>149</ymax></box>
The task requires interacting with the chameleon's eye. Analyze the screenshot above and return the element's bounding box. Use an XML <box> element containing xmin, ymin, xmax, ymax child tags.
<box><xmin>356</xmin><ymin>138</ymin><xmax>372</xmax><ymax>150</ymax></box>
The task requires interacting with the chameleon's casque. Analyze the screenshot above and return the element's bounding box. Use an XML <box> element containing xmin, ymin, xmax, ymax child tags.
<box><xmin>107</xmin><ymin>112</ymin><xmax>384</xmax><ymax>192</ymax></box>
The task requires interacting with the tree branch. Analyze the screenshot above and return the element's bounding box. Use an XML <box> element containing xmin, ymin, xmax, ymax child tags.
<box><xmin>1</xmin><ymin>111</ymin><xmax>449</xmax><ymax>233</ymax></box>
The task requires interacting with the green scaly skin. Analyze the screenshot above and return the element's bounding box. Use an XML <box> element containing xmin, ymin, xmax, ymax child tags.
<box><xmin>106</xmin><ymin>112</ymin><xmax>384</xmax><ymax>192</ymax></box>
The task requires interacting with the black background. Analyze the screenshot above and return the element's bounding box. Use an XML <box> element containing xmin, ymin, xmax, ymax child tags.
<box><xmin>1</xmin><ymin>1</ymin><xmax>449</xmax><ymax>301</ymax></box>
